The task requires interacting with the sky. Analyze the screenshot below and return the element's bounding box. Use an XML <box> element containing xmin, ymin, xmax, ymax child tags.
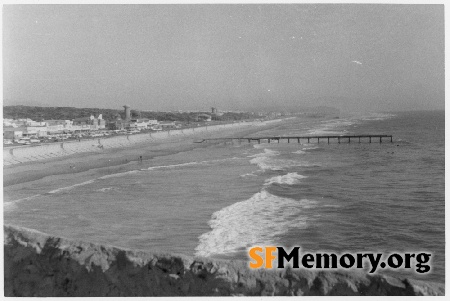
<box><xmin>3</xmin><ymin>4</ymin><xmax>445</xmax><ymax>112</ymax></box>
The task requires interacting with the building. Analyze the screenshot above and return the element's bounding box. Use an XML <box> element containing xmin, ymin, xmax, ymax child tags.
<box><xmin>108</xmin><ymin>105</ymin><xmax>138</xmax><ymax>130</ymax></box>
<box><xmin>25</xmin><ymin>124</ymin><xmax>48</xmax><ymax>137</ymax></box>
<box><xmin>72</xmin><ymin>115</ymin><xmax>106</xmax><ymax>131</ymax></box>
<box><xmin>196</xmin><ymin>114</ymin><xmax>212</xmax><ymax>122</ymax></box>
<box><xmin>159</xmin><ymin>121</ymin><xmax>178</xmax><ymax>129</ymax></box>
<box><xmin>3</xmin><ymin>118</ymin><xmax>32</xmax><ymax>128</ymax></box>
<box><xmin>107</xmin><ymin>115</ymin><xmax>129</xmax><ymax>131</ymax></box>
<box><xmin>129</xmin><ymin>119</ymin><xmax>158</xmax><ymax>130</ymax></box>
<box><xmin>3</xmin><ymin>119</ymin><xmax>48</xmax><ymax>138</ymax></box>
<box><xmin>3</xmin><ymin>127</ymin><xmax>25</xmax><ymax>140</ymax></box>
<box><xmin>44</xmin><ymin>120</ymin><xmax>74</xmax><ymax>133</ymax></box>
<box><xmin>124</xmin><ymin>105</ymin><xmax>131</xmax><ymax>120</ymax></box>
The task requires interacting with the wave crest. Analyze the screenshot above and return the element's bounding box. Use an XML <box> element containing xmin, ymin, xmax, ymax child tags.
<box><xmin>195</xmin><ymin>190</ymin><xmax>317</xmax><ymax>257</ymax></box>
<box><xmin>264</xmin><ymin>172</ymin><xmax>307</xmax><ymax>186</ymax></box>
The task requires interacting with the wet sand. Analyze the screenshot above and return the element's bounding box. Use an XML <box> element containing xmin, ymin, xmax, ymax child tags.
<box><xmin>3</xmin><ymin>120</ymin><xmax>284</xmax><ymax>202</ymax></box>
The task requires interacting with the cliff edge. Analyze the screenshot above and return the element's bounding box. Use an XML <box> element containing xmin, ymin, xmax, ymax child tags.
<box><xmin>4</xmin><ymin>224</ymin><xmax>444</xmax><ymax>296</ymax></box>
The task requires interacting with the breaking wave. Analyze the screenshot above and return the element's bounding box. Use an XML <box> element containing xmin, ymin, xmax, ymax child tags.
<box><xmin>195</xmin><ymin>190</ymin><xmax>317</xmax><ymax>257</ymax></box>
<box><xmin>47</xmin><ymin>180</ymin><xmax>96</xmax><ymax>194</ymax></box>
<box><xmin>264</xmin><ymin>172</ymin><xmax>307</xmax><ymax>186</ymax></box>
<box><xmin>144</xmin><ymin>157</ymin><xmax>242</xmax><ymax>171</ymax></box>
<box><xmin>3</xmin><ymin>194</ymin><xmax>42</xmax><ymax>211</ymax></box>
<box><xmin>144</xmin><ymin>162</ymin><xmax>200</xmax><ymax>170</ymax></box>
<box><xmin>249</xmin><ymin>153</ymin><xmax>316</xmax><ymax>171</ymax></box>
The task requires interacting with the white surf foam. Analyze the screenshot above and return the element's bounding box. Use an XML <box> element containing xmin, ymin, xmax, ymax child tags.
<box><xmin>264</xmin><ymin>172</ymin><xmax>307</xmax><ymax>186</ymax></box>
<box><xmin>3</xmin><ymin>202</ymin><xmax>18</xmax><ymax>212</ymax></box>
<box><xmin>292</xmin><ymin>150</ymin><xmax>306</xmax><ymax>154</ymax></box>
<box><xmin>96</xmin><ymin>187</ymin><xmax>115</xmax><ymax>192</ymax></box>
<box><xmin>248</xmin><ymin>148</ymin><xmax>288</xmax><ymax>171</ymax></box>
<box><xmin>250</xmin><ymin>156</ymin><xmax>316</xmax><ymax>171</ymax></box>
<box><xmin>240</xmin><ymin>172</ymin><xmax>258</xmax><ymax>178</ymax></box>
<box><xmin>47</xmin><ymin>180</ymin><xmax>96</xmax><ymax>194</ymax></box>
<box><xmin>307</xmin><ymin>128</ymin><xmax>349</xmax><ymax>135</ymax></box>
<box><xmin>3</xmin><ymin>194</ymin><xmax>43</xmax><ymax>211</ymax></box>
<box><xmin>247</xmin><ymin>148</ymin><xmax>280</xmax><ymax>158</ymax></box>
<box><xmin>99</xmin><ymin>170</ymin><xmax>141</xmax><ymax>179</ymax></box>
<box><xmin>253</xmin><ymin>143</ymin><xmax>284</xmax><ymax>150</ymax></box>
<box><xmin>195</xmin><ymin>190</ymin><xmax>317</xmax><ymax>257</ymax></box>
<box><xmin>144</xmin><ymin>157</ymin><xmax>242</xmax><ymax>171</ymax></box>
<box><xmin>306</xmin><ymin>118</ymin><xmax>356</xmax><ymax>136</ymax></box>
<box><xmin>360</xmin><ymin>113</ymin><xmax>396</xmax><ymax>121</ymax></box>
<box><xmin>145</xmin><ymin>161</ymin><xmax>200</xmax><ymax>170</ymax></box>
<box><xmin>302</xmin><ymin>146</ymin><xmax>319</xmax><ymax>150</ymax></box>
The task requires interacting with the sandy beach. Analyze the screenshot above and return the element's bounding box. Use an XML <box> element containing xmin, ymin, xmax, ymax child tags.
<box><xmin>3</xmin><ymin>119</ymin><xmax>284</xmax><ymax>202</ymax></box>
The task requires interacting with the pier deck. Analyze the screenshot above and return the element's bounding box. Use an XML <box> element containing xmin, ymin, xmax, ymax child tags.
<box><xmin>197</xmin><ymin>135</ymin><xmax>393</xmax><ymax>144</ymax></box>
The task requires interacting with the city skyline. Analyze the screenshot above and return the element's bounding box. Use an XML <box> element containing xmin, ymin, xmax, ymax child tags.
<box><xmin>3</xmin><ymin>4</ymin><xmax>445</xmax><ymax>112</ymax></box>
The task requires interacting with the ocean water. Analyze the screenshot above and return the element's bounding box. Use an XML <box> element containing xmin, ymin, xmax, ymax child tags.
<box><xmin>4</xmin><ymin>111</ymin><xmax>444</xmax><ymax>284</ymax></box>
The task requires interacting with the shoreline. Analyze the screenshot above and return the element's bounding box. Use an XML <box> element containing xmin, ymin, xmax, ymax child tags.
<box><xmin>3</xmin><ymin>119</ymin><xmax>282</xmax><ymax>166</ymax></box>
<box><xmin>3</xmin><ymin>118</ymin><xmax>285</xmax><ymax>189</ymax></box>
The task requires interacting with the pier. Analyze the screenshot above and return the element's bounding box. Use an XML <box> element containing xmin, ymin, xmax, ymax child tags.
<box><xmin>197</xmin><ymin>135</ymin><xmax>393</xmax><ymax>144</ymax></box>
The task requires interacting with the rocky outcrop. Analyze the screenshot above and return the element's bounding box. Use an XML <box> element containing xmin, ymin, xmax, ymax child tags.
<box><xmin>4</xmin><ymin>225</ymin><xmax>444</xmax><ymax>296</ymax></box>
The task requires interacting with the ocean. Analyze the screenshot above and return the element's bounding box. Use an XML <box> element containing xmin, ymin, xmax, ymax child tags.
<box><xmin>4</xmin><ymin>110</ymin><xmax>444</xmax><ymax>284</ymax></box>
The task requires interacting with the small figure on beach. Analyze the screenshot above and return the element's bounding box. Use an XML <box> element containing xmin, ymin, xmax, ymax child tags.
<box><xmin>139</xmin><ymin>156</ymin><xmax>143</xmax><ymax>162</ymax></box>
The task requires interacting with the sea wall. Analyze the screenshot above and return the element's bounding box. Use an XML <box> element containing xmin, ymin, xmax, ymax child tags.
<box><xmin>4</xmin><ymin>225</ymin><xmax>444</xmax><ymax>297</ymax></box>
<box><xmin>3</xmin><ymin>121</ymin><xmax>264</xmax><ymax>166</ymax></box>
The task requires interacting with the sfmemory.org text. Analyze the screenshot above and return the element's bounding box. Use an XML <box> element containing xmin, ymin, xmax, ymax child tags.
<box><xmin>248</xmin><ymin>246</ymin><xmax>431</xmax><ymax>274</ymax></box>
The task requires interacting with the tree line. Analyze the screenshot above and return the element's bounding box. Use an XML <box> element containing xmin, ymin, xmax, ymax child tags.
<box><xmin>3</xmin><ymin>106</ymin><xmax>256</xmax><ymax>122</ymax></box>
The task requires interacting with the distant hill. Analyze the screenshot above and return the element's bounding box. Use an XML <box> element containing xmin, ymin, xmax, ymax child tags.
<box><xmin>3</xmin><ymin>105</ymin><xmax>123</xmax><ymax>121</ymax></box>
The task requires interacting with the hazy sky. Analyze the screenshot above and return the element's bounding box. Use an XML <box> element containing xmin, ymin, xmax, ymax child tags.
<box><xmin>3</xmin><ymin>4</ymin><xmax>444</xmax><ymax>112</ymax></box>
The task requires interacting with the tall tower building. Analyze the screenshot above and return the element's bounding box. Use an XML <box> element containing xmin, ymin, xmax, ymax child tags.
<box><xmin>124</xmin><ymin>105</ymin><xmax>131</xmax><ymax>120</ymax></box>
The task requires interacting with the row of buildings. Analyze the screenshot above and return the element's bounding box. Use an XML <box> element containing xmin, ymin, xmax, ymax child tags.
<box><xmin>3</xmin><ymin>116</ymin><xmax>167</xmax><ymax>140</ymax></box>
<box><xmin>3</xmin><ymin>105</ymin><xmax>216</xmax><ymax>141</ymax></box>
<box><xmin>4</xmin><ymin>116</ymin><xmax>104</xmax><ymax>140</ymax></box>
